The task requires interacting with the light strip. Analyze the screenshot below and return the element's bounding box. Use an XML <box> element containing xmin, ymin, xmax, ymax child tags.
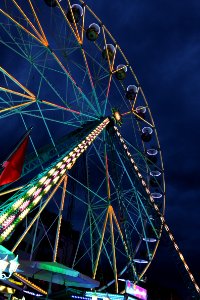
<box><xmin>114</xmin><ymin>126</ymin><xmax>200</xmax><ymax>295</ymax></box>
<box><xmin>0</xmin><ymin>118</ymin><xmax>110</xmax><ymax>242</ymax></box>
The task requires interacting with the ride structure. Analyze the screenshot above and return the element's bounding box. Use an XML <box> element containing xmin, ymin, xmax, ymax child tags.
<box><xmin>0</xmin><ymin>0</ymin><xmax>199</xmax><ymax>298</ymax></box>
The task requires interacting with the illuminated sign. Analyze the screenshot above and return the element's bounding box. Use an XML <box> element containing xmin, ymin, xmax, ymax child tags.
<box><xmin>125</xmin><ymin>281</ymin><xmax>147</xmax><ymax>300</ymax></box>
<box><xmin>85</xmin><ymin>291</ymin><xmax>124</xmax><ymax>300</ymax></box>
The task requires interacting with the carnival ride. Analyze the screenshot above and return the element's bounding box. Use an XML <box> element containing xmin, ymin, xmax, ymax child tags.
<box><xmin>0</xmin><ymin>0</ymin><xmax>199</xmax><ymax>298</ymax></box>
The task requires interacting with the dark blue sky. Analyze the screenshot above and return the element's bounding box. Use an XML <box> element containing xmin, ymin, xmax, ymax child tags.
<box><xmin>89</xmin><ymin>0</ymin><xmax>200</xmax><ymax>297</ymax></box>
<box><xmin>0</xmin><ymin>0</ymin><xmax>200</xmax><ymax>298</ymax></box>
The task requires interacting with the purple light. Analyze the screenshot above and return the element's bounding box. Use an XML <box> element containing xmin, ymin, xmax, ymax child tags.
<box><xmin>60</xmin><ymin>163</ymin><xmax>67</xmax><ymax>170</ymax></box>
<box><xmin>126</xmin><ymin>281</ymin><xmax>147</xmax><ymax>300</ymax></box>
<box><xmin>44</xmin><ymin>178</ymin><xmax>52</xmax><ymax>186</ymax></box>
<box><xmin>19</xmin><ymin>200</ymin><xmax>30</xmax><ymax>212</ymax></box>
<box><xmin>33</xmin><ymin>188</ymin><xmax>42</xmax><ymax>198</ymax></box>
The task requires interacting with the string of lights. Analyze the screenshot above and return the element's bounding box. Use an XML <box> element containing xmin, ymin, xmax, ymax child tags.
<box><xmin>0</xmin><ymin>118</ymin><xmax>110</xmax><ymax>242</ymax></box>
<box><xmin>113</xmin><ymin>126</ymin><xmax>200</xmax><ymax>296</ymax></box>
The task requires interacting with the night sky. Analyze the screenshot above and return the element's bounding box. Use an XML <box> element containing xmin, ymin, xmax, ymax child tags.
<box><xmin>0</xmin><ymin>0</ymin><xmax>200</xmax><ymax>299</ymax></box>
<box><xmin>89</xmin><ymin>0</ymin><xmax>200</xmax><ymax>298</ymax></box>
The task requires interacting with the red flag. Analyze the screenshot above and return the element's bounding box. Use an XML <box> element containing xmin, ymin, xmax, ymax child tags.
<box><xmin>0</xmin><ymin>135</ymin><xmax>29</xmax><ymax>186</ymax></box>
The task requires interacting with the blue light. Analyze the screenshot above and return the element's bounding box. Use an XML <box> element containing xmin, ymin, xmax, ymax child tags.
<box><xmin>71</xmin><ymin>295</ymin><xmax>91</xmax><ymax>300</ymax></box>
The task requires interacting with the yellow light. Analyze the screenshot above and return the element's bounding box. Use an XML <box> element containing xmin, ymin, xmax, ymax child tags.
<box><xmin>56</xmin><ymin>162</ymin><xmax>63</xmax><ymax>168</ymax></box>
<box><xmin>7</xmin><ymin>287</ymin><xmax>14</xmax><ymax>294</ymax></box>
<box><xmin>145</xmin><ymin>188</ymin><xmax>150</xmax><ymax>194</ymax></box>
<box><xmin>149</xmin><ymin>196</ymin><xmax>154</xmax><ymax>202</ymax></box>
<box><xmin>67</xmin><ymin>162</ymin><xmax>73</xmax><ymax>169</ymax></box>
<box><xmin>9</xmin><ymin>278</ymin><xmax>23</xmax><ymax>286</ymax></box>
<box><xmin>43</xmin><ymin>185</ymin><xmax>52</xmax><ymax>194</ymax></box>
<box><xmin>33</xmin><ymin>195</ymin><xmax>42</xmax><ymax>205</ymax></box>
<box><xmin>142</xmin><ymin>180</ymin><xmax>146</xmax><ymax>186</ymax></box>
<box><xmin>60</xmin><ymin>169</ymin><xmax>66</xmax><ymax>176</ymax></box>
<box><xmin>18</xmin><ymin>208</ymin><xmax>30</xmax><ymax>220</ymax></box>
<box><xmin>39</xmin><ymin>176</ymin><xmax>47</xmax><ymax>184</ymax></box>
<box><xmin>27</xmin><ymin>186</ymin><xmax>37</xmax><ymax>196</ymax></box>
<box><xmin>0</xmin><ymin>213</ymin><xmax>8</xmax><ymax>224</ymax></box>
<box><xmin>52</xmin><ymin>176</ymin><xmax>60</xmax><ymax>184</ymax></box>
<box><xmin>13</xmin><ymin>198</ymin><xmax>24</xmax><ymax>210</ymax></box>
<box><xmin>48</xmin><ymin>168</ymin><xmax>56</xmax><ymax>175</ymax></box>
<box><xmin>1</xmin><ymin>224</ymin><xmax>15</xmax><ymax>238</ymax></box>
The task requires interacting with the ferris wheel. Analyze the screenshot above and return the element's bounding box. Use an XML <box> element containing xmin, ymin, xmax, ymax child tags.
<box><xmin>0</xmin><ymin>0</ymin><xmax>199</xmax><ymax>298</ymax></box>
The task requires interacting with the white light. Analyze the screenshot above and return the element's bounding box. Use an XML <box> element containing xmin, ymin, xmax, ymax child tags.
<box><xmin>39</xmin><ymin>176</ymin><xmax>47</xmax><ymax>184</ymax></box>
<box><xmin>9</xmin><ymin>255</ymin><xmax>19</xmax><ymax>274</ymax></box>
<box><xmin>27</xmin><ymin>186</ymin><xmax>37</xmax><ymax>196</ymax></box>
<box><xmin>52</xmin><ymin>176</ymin><xmax>60</xmax><ymax>184</ymax></box>
<box><xmin>0</xmin><ymin>256</ymin><xmax>9</xmax><ymax>273</ymax></box>
<box><xmin>60</xmin><ymin>169</ymin><xmax>66</xmax><ymax>175</ymax></box>
<box><xmin>56</xmin><ymin>162</ymin><xmax>63</xmax><ymax>168</ymax></box>
<box><xmin>48</xmin><ymin>168</ymin><xmax>56</xmax><ymax>175</ymax></box>
<box><xmin>0</xmin><ymin>253</ymin><xmax>19</xmax><ymax>280</ymax></box>
<box><xmin>43</xmin><ymin>185</ymin><xmax>52</xmax><ymax>194</ymax></box>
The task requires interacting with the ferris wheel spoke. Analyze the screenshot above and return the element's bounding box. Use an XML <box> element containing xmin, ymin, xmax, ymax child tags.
<box><xmin>81</xmin><ymin>48</ymin><xmax>102</xmax><ymax>115</ymax></box>
<box><xmin>27</xmin><ymin>0</ymin><xmax>48</xmax><ymax>45</ymax></box>
<box><xmin>0</xmin><ymin>8</ymin><xmax>46</xmax><ymax>47</ymax></box>
<box><xmin>0</xmin><ymin>65</ymin><xmax>35</xmax><ymax>98</ymax></box>
<box><xmin>80</xmin><ymin>5</ymin><xmax>86</xmax><ymax>43</ymax></box>
<box><xmin>49</xmin><ymin>50</ymin><xmax>100</xmax><ymax>116</ymax></box>
<box><xmin>1</xmin><ymin>11</ymin><xmax>100</xmax><ymax>121</ymax></box>
<box><xmin>55</xmin><ymin>0</ymin><xmax>81</xmax><ymax>43</ymax></box>
<box><xmin>20</xmin><ymin>111</ymin><xmax>81</xmax><ymax>128</ymax></box>
<box><xmin>0</xmin><ymin>102</ymin><xmax>34</xmax><ymax>116</ymax></box>
<box><xmin>1</xmin><ymin>23</ymin><xmax>30</xmax><ymax>57</ymax></box>
<box><xmin>67</xmin><ymin>0</ymin><xmax>81</xmax><ymax>42</ymax></box>
<box><xmin>40</xmin><ymin>100</ymin><xmax>81</xmax><ymax>115</ymax></box>
<box><xmin>31</xmin><ymin>215</ymin><xmax>58</xmax><ymax>258</ymax></box>
<box><xmin>11</xmin><ymin>0</ymin><xmax>48</xmax><ymax>46</ymax></box>
<box><xmin>123</xmin><ymin>204</ymin><xmax>141</xmax><ymax>236</ymax></box>
<box><xmin>11</xmin><ymin>174</ymin><xmax>66</xmax><ymax>252</ymax></box>
<box><xmin>72</xmin><ymin>209</ymin><xmax>89</xmax><ymax>268</ymax></box>
<box><xmin>0</xmin><ymin>87</ymin><xmax>35</xmax><ymax>101</ymax></box>
<box><xmin>68</xmin><ymin>172</ymin><xmax>107</xmax><ymax>204</ymax></box>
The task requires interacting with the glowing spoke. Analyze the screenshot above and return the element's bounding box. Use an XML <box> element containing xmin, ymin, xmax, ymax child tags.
<box><xmin>55</xmin><ymin>0</ymin><xmax>80</xmax><ymax>43</ymax></box>
<box><xmin>81</xmin><ymin>6</ymin><xmax>86</xmax><ymax>43</ymax></box>
<box><xmin>0</xmin><ymin>66</ymin><xmax>35</xmax><ymax>97</ymax></box>
<box><xmin>132</xmin><ymin>109</ymin><xmax>154</xmax><ymax>127</ymax></box>
<box><xmin>0</xmin><ymin>9</ymin><xmax>45</xmax><ymax>46</ymax></box>
<box><xmin>10</xmin><ymin>0</ymin><xmax>47</xmax><ymax>45</ymax></box>
<box><xmin>27</xmin><ymin>0</ymin><xmax>48</xmax><ymax>45</ymax></box>
<box><xmin>101</xmin><ymin>26</ymin><xmax>111</xmax><ymax>72</ymax></box>
<box><xmin>50</xmin><ymin>50</ymin><xmax>99</xmax><ymax>115</ymax></box>
<box><xmin>81</xmin><ymin>48</ymin><xmax>101</xmax><ymax>115</ymax></box>
<box><xmin>0</xmin><ymin>87</ymin><xmax>35</xmax><ymax>101</ymax></box>
<box><xmin>67</xmin><ymin>0</ymin><xmax>81</xmax><ymax>43</ymax></box>
<box><xmin>41</xmin><ymin>100</ymin><xmax>80</xmax><ymax>115</ymax></box>
<box><xmin>0</xmin><ymin>102</ymin><xmax>33</xmax><ymax>114</ymax></box>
